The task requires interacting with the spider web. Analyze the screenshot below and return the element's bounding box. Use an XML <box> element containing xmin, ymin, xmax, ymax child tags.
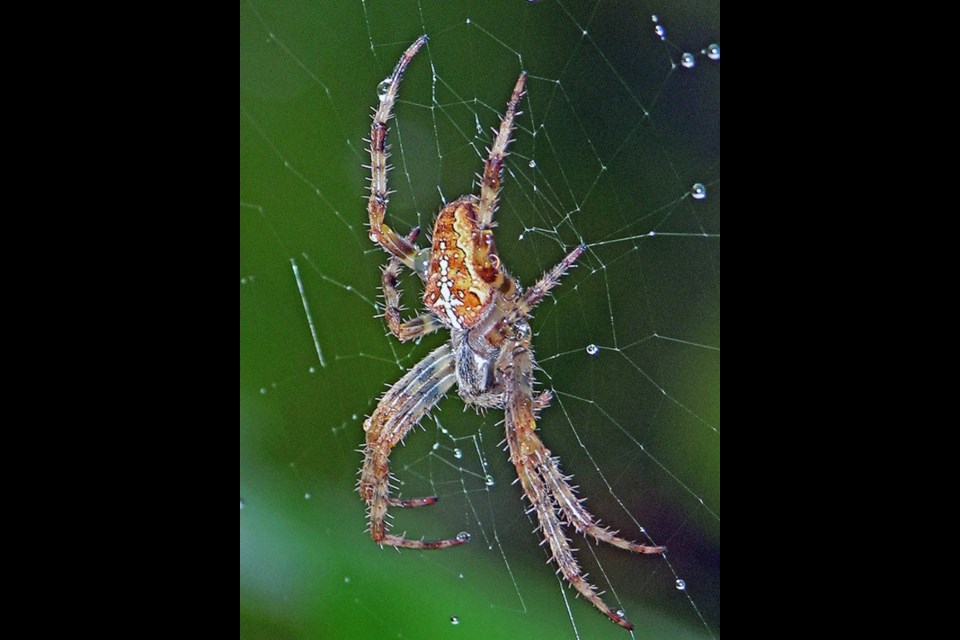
<box><xmin>240</xmin><ymin>1</ymin><xmax>719</xmax><ymax>638</ymax></box>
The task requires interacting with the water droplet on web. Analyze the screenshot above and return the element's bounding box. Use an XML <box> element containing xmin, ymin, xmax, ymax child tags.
<box><xmin>485</xmin><ymin>474</ymin><xmax>495</xmax><ymax>486</ymax></box>
<box><xmin>705</xmin><ymin>43</ymin><xmax>720</xmax><ymax>60</ymax></box>
<box><xmin>259</xmin><ymin>387</ymin><xmax>267</xmax><ymax>395</ymax></box>
<box><xmin>680</xmin><ymin>52</ymin><xmax>696</xmax><ymax>68</ymax></box>
<box><xmin>368</xmin><ymin>231</ymin><xmax>378</xmax><ymax>243</ymax></box>
<box><xmin>691</xmin><ymin>183</ymin><xmax>707</xmax><ymax>200</ymax></box>
<box><xmin>432</xmin><ymin>442</ymin><xmax>440</xmax><ymax>450</ymax></box>
<box><xmin>304</xmin><ymin>493</ymin><xmax>311</xmax><ymax>500</ymax></box>
<box><xmin>528</xmin><ymin>159</ymin><xmax>537</xmax><ymax>168</ymax></box>
<box><xmin>352</xmin><ymin>414</ymin><xmax>358</xmax><ymax>421</ymax></box>
<box><xmin>450</xmin><ymin>616</ymin><xmax>460</xmax><ymax>625</ymax></box>
<box><xmin>616</xmin><ymin>609</ymin><xmax>626</xmax><ymax>618</ymax></box>
<box><xmin>453</xmin><ymin>448</ymin><xmax>463</xmax><ymax>459</ymax></box>
<box><xmin>651</xmin><ymin>14</ymin><xmax>659</xmax><ymax>22</ymax></box>
<box><xmin>675</xmin><ymin>579</ymin><xmax>686</xmax><ymax>590</ymax></box>
<box><xmin>456</xmin><ymin>531</ymin><xmax>471</xmax><ymax>542</ymax></box>
<box><xmin>308</xmin><ymin>366</ymin><xmax>316</xmax><ymax>374</ymax></box>
<box><xmin>344</xmin><ymin>576</ymin><xmax>351</xmax><ymax>584</ymax></box>
<box><xmin>654</xmin><ymin>24</ymin><xmax>666</xmax><ymax>39</ymax></box>
<box><xmin>586</xmin><ymin>344</ymin><xmax>600</xmax><ymax>356</ymax></box>
<box><xmin>377</xmin><ymin>79</ymin><xmax>392</xmax><ymax>101</ymax></box>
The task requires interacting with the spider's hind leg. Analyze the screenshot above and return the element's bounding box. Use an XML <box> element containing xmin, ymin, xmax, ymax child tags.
<box><xmin>478</xmin><ymin>72</ymin><xmax>527</xmax><ymax>229</ymax></box>
<box><xmin>367</xmin><ymin>35</ymin><xmax>428</xmax><ymax>269</ymax></box>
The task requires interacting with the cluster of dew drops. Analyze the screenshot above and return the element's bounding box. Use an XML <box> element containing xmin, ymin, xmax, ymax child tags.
<box><xmin>650</xmin><ymin>16</ymin><xmax>717</xmax><ymax>203</ymax></box>
<box><xmin>650</xmin><ymin>14</ymin><xmax>720</xmax><ymax>70</ymax></box>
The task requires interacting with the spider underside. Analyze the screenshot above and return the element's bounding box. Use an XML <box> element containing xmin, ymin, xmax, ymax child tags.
<box><xmin>358</xmin><ymin>35</ymin><xmax>665</xmax><ymax>631</ymax></box>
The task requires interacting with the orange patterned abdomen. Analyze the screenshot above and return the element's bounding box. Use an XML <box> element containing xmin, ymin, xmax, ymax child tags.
<box><xmin>423</xmin><ymin>198</ymin><xmax>498</xmax><ymax>329</ymax></box>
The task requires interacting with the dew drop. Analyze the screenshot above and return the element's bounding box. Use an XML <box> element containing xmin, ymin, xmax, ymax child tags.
<box><xmin>344</xmin><ymin>576</ymin><xmax>351</xmax><ymax>584</ymax></box>
<box><xmin>376</xmin><ymin>79</ymin><xmax>392</xmax><ymax>101</ymax></box>
<box><xmin>586</xmin><ymin>344</ymin><xmax>600</xmax><ymax>356</ymax></box>
<box><xmin>453</xmin><ymin>448</ymin><xmax>463</xmax><ymax>459</ymax></box>
<box><xmin>651</xmin><ymin>14</ymin><xmax>659</xmax><ymax>22</ymax></box>
<box><xmin>485</xmin><ymin>474</ymin><xmax>495</xmax><ymax>487</ymax></box>
<box><xmin>705</xmin><ymin>43</ymin><xmax>720</xmax><ymax>60</ymax></box>
<box><xmin>691</xmin><ymin>183</ymin><xmax>707</xmax><ymax>200</ymax></box>
<box><xmin>654</xmin><ymin>24</ymin><xmax>666</xmax><ymax>39</ymax></box>
<box><xmin>675</xmin><ymin>579</ymin><xmax>686</xmax><ymax>590</ymax></box>
<box><xmin>680</xmin><ymin>52</ymin><xmax>696</xmax><ymax>68</ymax></box>
<box><xmin>308</xmin><ymin>366</ymin><xmax>316</xmax><ymax>374</ymax></box>
<box><xmin>616</xmin><ymin>609</ymin><xmax>626</xmax><ymax>618</ymax></box>
<box><xmin>352</xmin><ymin>414</ymin><xmax>358</xmax><ymax>421</ymax></box>
<box><xmin>368</xmin><ymin>231</ymin><xmax>378</xmax><ymax>243</ymax></box>
<box><xmin>304</xmin><ymin>493</ymin><xmax>311</xmax><ymax>500</ymax></box>
<box><xmin>456</xmin><ymin>531</ymin><xmax>471</xmax><ymax>542</ymax></box>
<box><xmin>528</xmin><ymin>159</ymin><xmax>537</xmax><ymax>168</ymax></box>
<box><xmin>240</xmin><ymin>498</ymin><xmax>245</xmax><ymax>509</ymax></box>
<box><xmin>259</xmin><ymin>387</ymin><xmax>267</xmax><ymax>395</ymax></box>
<box><xmin>432</xmin><ymin>442</ymin><xmax>440</xmax><ymax>451</ymax></box>
<box><xmin>450</xmin><ymin>616</ymin><xmax>460</xmax><ymax>625</ymax></box>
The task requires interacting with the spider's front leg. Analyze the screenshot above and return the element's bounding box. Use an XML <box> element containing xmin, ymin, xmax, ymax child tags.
<box><xmin>359</xmin><ymin>344</ymin><xmax>470</xmax><ymax>550</ymax></box>
<box><xmin>367</xmin><ymin>35</ymin><xmax>428</xmax><ymax>270</ymax></box>
<box><xmin>502</xmin><ymin>331</ymin><xmax>664</xmax><ymax>631</ymax></box>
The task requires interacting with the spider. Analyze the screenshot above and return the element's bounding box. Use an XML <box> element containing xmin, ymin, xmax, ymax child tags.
<box><xmin>358</xmin><ymin>35</ymin><xmax>665</xmax><ymax>631</ymax></box>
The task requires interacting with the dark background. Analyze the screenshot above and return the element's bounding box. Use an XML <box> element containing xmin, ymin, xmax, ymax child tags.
<box><xmin>241</xmin><ymin>1</ymin><xmax>719</xmax><ymax>638</ymax></box>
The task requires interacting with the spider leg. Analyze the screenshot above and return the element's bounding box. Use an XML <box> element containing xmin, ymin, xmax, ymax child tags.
<box><xmin>477</xmin><ymin>72</ymin><xmax>527</xmax><ymax>229</ymax></box>
<box><xmin>502</xmin><ymin>334</ymin><xmax>661</xmax><ymax>631</ymax></box>
<box><xmin>381</xmin><ymin>255</ymin><xmax>442</xmax><ymax>342</ymax></box>
<box><xmin>359</xmin><ymin>344</ymin><xmax>469</xmax><ymax>550</ymax></box>
<box><xmin>497</xmin><ymin>244</ymin><xmax>587</xmax><ymax>330</ymax></box>
<box><xmin>538</xmin><ymin>454</ymin><xmax>667</xmax><ymax>556</ymax></box>
<box><xmin>522</xmin><ymin>243</ymin><xmax>587</xmax><ymax>312</ymax></box>
<box><xmin>367</xmin><ymin>35</ymin><xmax>428</xmax><ymax>269</ymax></box>
<box><xmin>466</xmin><ymin>388</ymin><xmax>553</xmax><ymax>414</ymax></box>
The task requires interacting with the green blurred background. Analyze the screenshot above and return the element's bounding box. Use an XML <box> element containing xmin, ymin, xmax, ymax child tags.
<box><xmin>241</xmin><ymin>1</ymin><xmax>719</xmax><ymax>638</ymax></box>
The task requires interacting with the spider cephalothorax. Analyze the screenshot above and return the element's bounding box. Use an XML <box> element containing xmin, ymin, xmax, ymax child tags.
<box><xmin>358</xmin><ymin>35</ymin><xmax>665</xmax><ymax>631</ymax></box>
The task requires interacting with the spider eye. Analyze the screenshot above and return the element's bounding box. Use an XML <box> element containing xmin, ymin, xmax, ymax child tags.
<box><xmin>414</xmin><ymin>247</ymin><xmax>432</xmax><ymax>280</ymax></box>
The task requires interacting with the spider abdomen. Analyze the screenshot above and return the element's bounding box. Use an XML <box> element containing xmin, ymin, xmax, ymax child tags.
<box><xmin>424</xmin><ymin>197</ymin><xmax>501</xmax><ymax>330</ymax></box>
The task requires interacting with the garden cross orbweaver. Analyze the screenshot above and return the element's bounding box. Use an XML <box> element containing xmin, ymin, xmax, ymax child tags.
<box><xmin>359</xmin><ymin>35</ymin><xmax>666</xmax><ymax>631</ymax></box>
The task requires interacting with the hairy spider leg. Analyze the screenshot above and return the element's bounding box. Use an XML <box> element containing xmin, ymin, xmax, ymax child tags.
<box><xmin>498</xmin><ymin>249</ymin><xmax>665</xmax><ymax>631</ymax></box>
<box><xmin>484</xmin><ymin>243</ymin><xmax>588</xmax><ymax>345</ymax></box>
<box><xmin>381</xmin><ymin>255</ymin><xmax>443</xmax><ymax>342</ymax></box>
<box><xmin>478</xmin><ymin>72</ymin><xmax>527</xmax><ymax>230</ymax></box>
<box><xmin>367</xmin><ymin>34</ymin><xmax>429</xmax><ymax>270</ymax></box>
<box><xmin>359</xmin><ymin>344</ymin><xmax>469</xmax><ymax>550</ymax></box>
